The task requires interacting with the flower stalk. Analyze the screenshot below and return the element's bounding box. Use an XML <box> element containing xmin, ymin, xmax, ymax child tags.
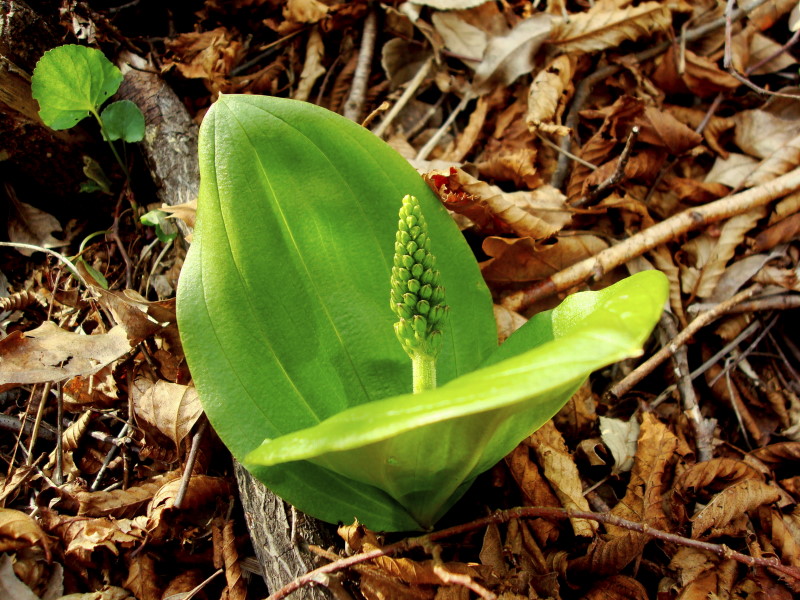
<box><xmin>390</xmin><ymin>195</ymin><xmax>448</xmax><ymax>393</ymax></box>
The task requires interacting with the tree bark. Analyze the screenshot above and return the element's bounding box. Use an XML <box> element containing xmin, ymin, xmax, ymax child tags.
<box><xmin>234</xmin><ymin>461</ymin><xmax>335</xmax><ymax>599</ymax></box>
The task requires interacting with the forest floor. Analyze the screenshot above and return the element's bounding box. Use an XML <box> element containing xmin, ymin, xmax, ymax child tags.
<box><xmin>2</xmin><ymin>0</ymin><xmax>800</xmax><ymax>599</ymax></box>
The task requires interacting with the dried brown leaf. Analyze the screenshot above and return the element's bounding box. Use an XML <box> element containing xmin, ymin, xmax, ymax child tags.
<box><xmin>750</xmin><ymin>212</ymin><xmax>800</xmax><ymax>253</ymax></box>
<box><xmin>705</xmin><ymin>153</ymin><xmax>760</xmax><ymax>188</ymax></box>
<box><xmin>583</xmin><ymin>574</ymin><xmax>648</xmax><ymax>600</ymax></box>
<box><xmin>652</xmin><ymin>45</ymin><xmax>740</xmax><ymax>97</ymax></box>
<box><xmin>634</xmin><ymin>107</ymin><xmax>703</xmax><ymax>156</ymax></box>
<box><xmin>473</xmin><ymin>14</ymin><xmax>554</xmax><ymax>93</ymax></box>
<box><xmin>549</xmin><ymin>2</ymin><xmax>672</xmax><ymax>54</ymax></box>
<box><xmin>7</xmin><ymin>198</ymin><xmax>63</xmax><ymax>257</ymax></box>
<box><xmin>675</xmin><ymin>457</ymin><xmax>763</xmax><ymax>497</ymax></box>
<box><xmin>527</xmin><ymin>55</ymin><xmax>573</xmax><ymax>134</ymax></box>
<box><xmin>426</xmin><ymin>168</ymin><xmax>571</xmax><ymax>238</ymax></box>
<box><xmin>734</xmin><ymin>108</ymin><xmax>800</xmax><ymax>160</ymax></box>
<box><xmin>759</xmin><ymin>508</ymin><xmax>800</xmax><ymax>568</ymax></box>
<box><xmin>161</xmin><ymin>200</ymin><xmax>197</xmax><ymax>230</ymax></box>
<box><xmin>691</xmin><ymin>479</ymin><xmax>781</xmax><ymax>539</ymax></box>
<box><xmin>481</xmin><ymin>235</ymin><xmax>608</xmax><ymax>283</ymax></box>
<box><xmin>665</xmin><ymin>105</ymin><xmax>735</xmax><ymax>158</ymax></box>
<box><xmin>0</xmin><ymin>508</ymin><xmax>50</xmax><ymax>559</ymax></box>
<box><xmin>147</xmin><ymin>475</ymin><xmax>231</xmax><ymax>539</ymax></box>
<box><xmin>37</xmin><ymin>508</ymin><xmax>144</xmax><ymax>566</ymax></box>
<box><xmin>493</xmin><ymin>304</ymin><xmax>527</xmax><ymax>343</ymax></box>
<box><xmin>572</xmin><ymin>414</ymin><xmax>677</xmax><ymax>574</ymax></box>
<box><xmin>529</xmin><ymin>421</ymin><xmax>597</xmax><ymax>537</ymax></box>
<box><xmin>0</xmin><ymin>322</ymin><xmax>132</xmax><ymax>390</ymax></box>
<box><xmin>124</xmin><ymin>552</ymin><xmax>161</xmax><ymax>600</ymax></box>
<box><xmin>76</xmin><ymin>472</ymin><xmax>180</xmax><ymax>518</ymax></box>
<box><xmin>132</xmin><ymin>379</ymin><xmax>202</xmax><ymax>447</ymax></box>
<box><xmin>504</xmin><ymin>444</ymin><xmax>562</xmax><ymax>544</ymax></box>
<box><xmin>744</xmin><ymin>132</ymin><xmax>800</xmax><ymax>187</ymax></box>
<box><xmin>749</xmin><ymin>441</ymin><xmax>800</xmax><ymax>466</ymax></box>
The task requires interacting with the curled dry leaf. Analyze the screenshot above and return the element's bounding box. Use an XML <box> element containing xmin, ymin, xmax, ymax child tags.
<box><xmin>665</xmin><ymin>104</ymin><xmax>735</xmax><ymax>158</ymax></box>
<box><xmin>163</xmin><ymin>27</ymin><xmax>246</xmax><ymax>93</ymax></box>
<box><xmin>504</xmin><ymin>444</ymin><xmax>562</xmax><ymax>544</ymax></box>
<box><xmin>527</xmin><ymin>55</ymin><xmax>573</xmax><ymax>135</ymax></box>
<box><xmin>37</xmin><ymin>507</ymin><xmax>144</xmax><ymax>566</ymax></box>
<box><xmin>599</xmin><ymin>416</ymin><xmax>639</xmax><ymax>475</ymax></box>
<box><xmin>425</xmin><ymin>167</ymin><xmax>571</xmax><ymax>238</ymax></box>
<box><xmin>691</xmin><ymin>479</ymin><xmax>781</xmax><ymax>539</ymax></box>
<box><xmin>0</xmin><ymin>322</ymin><xmax>132</xmax><ymax>390</ymax></box>
<box><xmin>481</xmin><ymin>235</ymin><xmax>608</xmax><ymax>283</ymax></box>
<box><xmin>652</xmin><ymin>45</ymin><xmax>740</xmax><ymax>97</ymax></box>
<box><xmin>472</xmin><ymin>14</ymin><xmax>554</xmax><ymax>94</ymax></box>
<box><xmin>750</xmin><ymin>212</ymin><xmax>800</xmax><ymax>253</ymax></box>
<box><xmin>160</xmin><ymin>200</ymin><xmax>197</xmax><ymax>231</ymax></box>
<box><xmin>0</xmin><ymin>508</ymin><xmax>51</xmax><ymax>559</ymax></box>
<box><xmin>549</xmin><ymin>1</ymin><xmax>673</xmax><ymax>55</ymax></box>
<box><xmin>528</xmin><ymin>421</ymin><xmax>597</xmax><ymax>537</ymax></box>
<box><xmin>132</xmin><ymin>379</ymin><xmax>202</xmax><ymax>448</ymax></box>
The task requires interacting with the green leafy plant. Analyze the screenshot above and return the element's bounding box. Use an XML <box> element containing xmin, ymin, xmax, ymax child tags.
<box><xmin>31</xmin><ymin>44</ymin><xmax>145</xmax><ymax>182</ymax></box>
<box><xmin>176</xmin><ymin>95</ymin><xmax>668</xmax><ymax>531</ymax></box>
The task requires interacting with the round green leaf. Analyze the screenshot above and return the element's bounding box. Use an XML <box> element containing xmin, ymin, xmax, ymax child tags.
<box><xmin>101</xmin><ymin>100</ymin><xmax>145</xmax><ymax>142</ymax></box>
<box><xmin>31</xmin><ymin>45</ymin><xmax>123</xmax><ymax>130</ymax></box>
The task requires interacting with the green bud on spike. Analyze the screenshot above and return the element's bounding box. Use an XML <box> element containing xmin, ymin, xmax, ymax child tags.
<box><xmin>389</xmin><ymin>194</ymin><xmax>449</xmax><ymax>366</ymax></box>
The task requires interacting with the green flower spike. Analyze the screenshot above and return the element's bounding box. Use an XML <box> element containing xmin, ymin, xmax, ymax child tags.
<box><xmin>391</xmin><ymin>194</ymin><xmax>448</xmax><ymax>393</ymax></box>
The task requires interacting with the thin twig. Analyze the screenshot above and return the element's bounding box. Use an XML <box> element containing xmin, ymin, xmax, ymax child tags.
<box><xmin>502</xmin><ymin>166</ymin><xmax>800</xmax><ymax>312</ymax></box>
<box><xmin>372</xmin><ymin>56</ymin><xmax>434</xmax><ymax>138</ymax></box>
<box><xmin>343</xmin><ymin>6</ymin><xmax>378</xmax><ymax>122</ymax></box>
<box><xmin>608</xmin><ymin>284</ymin><xmax>762</xmax><ymax>399</ymax></box>
<box><xmin>266</xmin><ymin>505</ymin><xmax>800</xmax><ymax>599</ymax></box>
<box><xmin>572</xmin><ymin>126</ymin><xmax>639</xmax><ymax>207</ymax></box>
<box><xmin>416</xmin><ymin>93</ymin><xmax>474</xmax><ymax>161</ymax></box>
<box><xmin>658</xmin><ymin>312</ymin><xmax>715</xmax><ymax>461</ymax></box>
<box><xmin>174</xmin><ymin>419</ymin><xmax>208</xmax><ymax>509</ymax></box>
<box><xmin>0</xmin><ymin>242</ymin><xmax>92</xmax><ymax>291</ymax></box>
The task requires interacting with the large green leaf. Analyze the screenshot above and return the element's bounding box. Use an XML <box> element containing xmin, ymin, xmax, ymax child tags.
<box><xmin>178</xmin><ymin>94</ymin><xmax>668</xmax><ymax>531</ymax></box>
<box><xmin>246</xmin><ymin>271</ymin><xmax>668</xmax><ymax>526</ymax></box>
<box><xmin>177</xmin><ymin>95</ymin><xmax>497</xmax><ymax>531</ymax></box>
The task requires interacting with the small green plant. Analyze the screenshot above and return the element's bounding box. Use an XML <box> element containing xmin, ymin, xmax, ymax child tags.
<box><xmin>31</xmin><ymin>44</ymin><xmax>145</xmax><ymax>184</ymax></box>
<box><xmin>177</xmin><ymin>95</ymin><xmax>668</xmax><ymax>531</ymax></box>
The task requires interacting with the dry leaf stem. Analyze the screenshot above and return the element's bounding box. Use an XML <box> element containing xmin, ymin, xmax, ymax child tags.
<box><xmin>608</xmin><ymin>284</ymin><xmax>762</xmax><ymax>400</ymax></box>
<box><xmin>503</xmin><ymin>166</ymin><xmax>800</xmax><ymax>312</ymax></box>
<box><xmin>266</xmin><ymin>505</ymin><xmax>800</xmax><ymax>600</ymax></box>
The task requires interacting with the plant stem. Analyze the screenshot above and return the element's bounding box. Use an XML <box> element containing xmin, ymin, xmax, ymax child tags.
<box><xmin>91</xmin><ymin>110</ymin><xmax>130</xmax><ymax>180</ymax></box>
<box><xmin>412</xmin><ymin>354</ymin><xmax>436</xmax><ymax>393</ymax></box>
